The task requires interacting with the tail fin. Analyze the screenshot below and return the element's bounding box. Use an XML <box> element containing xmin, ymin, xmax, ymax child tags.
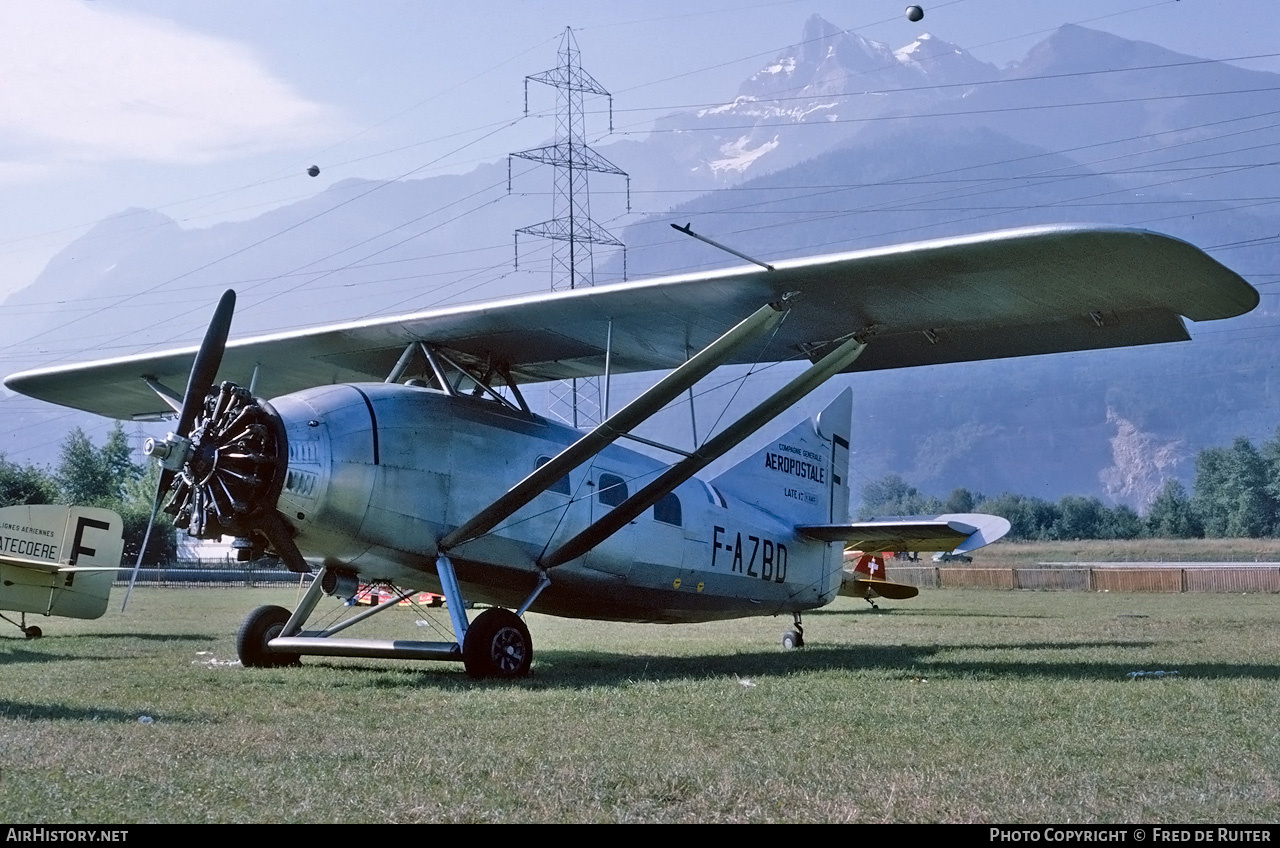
<box><xmin>839</xmin><ymin>549</ymin><xmax>920</xmax><ymax>601</ymax></box>
<box><xmin>0</xmin><ymin>504</ymin><xmax>124</xmax><ymax>569</ymax></box>
<box><xmin>0</xmin><ymin>505</ymin><xmax>122</xmax><ymax>621</ymax></box>
<box><xmin>711</xmin><ymin>388</ymin><xmax>851</xmax><ymax>524</ymax></box>
<box><xmin>851</xmin><ymin>552</ymin><xmax>885</xmax><ymax>578</ymax></box>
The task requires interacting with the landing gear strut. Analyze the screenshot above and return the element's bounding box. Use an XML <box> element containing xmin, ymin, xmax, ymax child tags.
<box><xmin>1</xmin><ymin>612</ymin><xmax>43</xmax><ymax>639</ymax></box>
<box><xmin>231</xmin><ymin>559</ymin><xmax>546</xmax><ymax>679</ymax></box>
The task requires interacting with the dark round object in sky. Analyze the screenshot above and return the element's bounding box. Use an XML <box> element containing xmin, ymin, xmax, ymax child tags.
<box><xmin>306</xmin><ymin>165</ymin><xmax>320</xmax><ymax>177</ymax></box>
<box><xmin>905</xmin><ymin>5</ymin><xmax>924</xmax><ymax>22</ymax></box>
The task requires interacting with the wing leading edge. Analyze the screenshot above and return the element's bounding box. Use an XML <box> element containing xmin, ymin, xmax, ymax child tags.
<box><xmin>5</xmin><ymin>225</ymin><xmax>1257</xmax><ymax>420</ymax></box>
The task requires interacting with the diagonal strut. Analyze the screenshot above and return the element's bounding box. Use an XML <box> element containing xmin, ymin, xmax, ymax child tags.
<box><xmin>538</xmin><ymin>334</ymin><xmax>869</xmax><ymax>570</ymax></box>
<box><xmin>438</xmin><ymin>295</ymin><xmax>797</xmax><ymax>552</ymax></box>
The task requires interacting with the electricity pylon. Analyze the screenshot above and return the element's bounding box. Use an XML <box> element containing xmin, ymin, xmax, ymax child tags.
<box><xmin>512</xmin><ymin>27</ymin><xmax>628</xmax><ymax>428</ymax></box>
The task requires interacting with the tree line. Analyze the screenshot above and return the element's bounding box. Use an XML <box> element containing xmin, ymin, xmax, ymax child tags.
<box><xmin>0</xmin><ymin>423</ymin><xmax>175</xmax><ymax>563</ymax></box>
<box><xmin>861</xmin><ymin>430</ymin><xmax>1280</xmax><ymax>541</ymax></box>
<box><xmin>5</xmin><ymin>423</ymin><xmax>1280</xmax><ymax>555</ymax></box>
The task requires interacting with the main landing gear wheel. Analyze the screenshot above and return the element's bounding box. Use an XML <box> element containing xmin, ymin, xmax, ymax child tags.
<box><xmin>24</xmin><ymin>625</ymin><xmax>42</xmax><ymax>640</ymax></box>
<box><xmin>236</xmin><ymin>605</ymin><xmax>301</xmax><ymax>668</ymax></box>
<box><xmin>463</xmin><ymin>608</ymin><xmax>532</xmax><ymax>679</ymax></box>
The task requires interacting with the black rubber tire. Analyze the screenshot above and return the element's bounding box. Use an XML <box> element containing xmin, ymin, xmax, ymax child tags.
<box><xmin>462</xmin><ymin>608</ymin><xmax>532</xmax><ymax>679</ymax></box>
<box><xmin>236</xmin><ymin>605</ymin><xmax>301</xmax><ymax>668</ymax></box>
<box><xmin>24</xmin><ymin>625</ymin><xmax>42</xmax><ymax>640</ymax></box>
<box><xmin>781</xmin><ymin>629</ymin><xmax>803</xmax><ymax>650</ymax></box>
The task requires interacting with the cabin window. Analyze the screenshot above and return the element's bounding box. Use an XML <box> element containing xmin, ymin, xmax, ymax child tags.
<box><xmin>653</xmin><ymin>492</ymin><xmax>682</xmax><ymax>527</ymax></box>
<box><xmin>598</xmin><ymin>473</ymin><xmax>628</xmax><ymax>508</ymax></box>
<box><xmin>534</xmin><ymin>456</ymin><xmax>571</xmax><ymax>496</ymax></box>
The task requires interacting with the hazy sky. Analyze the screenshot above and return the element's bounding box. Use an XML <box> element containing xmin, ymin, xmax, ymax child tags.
<box><xmin>1</xmin><ymin>0</ymin><xmax>1277</xmax><ymax>299</ymax></box>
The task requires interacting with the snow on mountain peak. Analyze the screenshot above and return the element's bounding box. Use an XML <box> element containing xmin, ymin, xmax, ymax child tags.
<box><xmin>656</xmin><ymin>14</ymin><xmax>999</xmax><ymax>180</ymax></box>
<box><xmin>894</xmin><ymin>35</ymin><xmax>928</xmax><ymax>63</ymax></box>
<box><xmin>709</xmin><ymin>134</ymin><xmax>780</xmax><ymax>174</ymax></box>
<box><xmin>752</xmin><ymin>56</ymin><xmax>797</xmax><ymax>79</ymax></box>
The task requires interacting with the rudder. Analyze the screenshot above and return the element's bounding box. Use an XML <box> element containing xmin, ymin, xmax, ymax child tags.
<box><xmin>711</xmin><ymin>388</ymin><xmax>852</xmax><ymax>525</ymax></box>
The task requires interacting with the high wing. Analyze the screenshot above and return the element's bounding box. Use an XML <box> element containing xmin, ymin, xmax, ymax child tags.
<box><xmin>5</xmin><ymin>225</ymin><xmax>1256</xmax><ymax>420</ymax></box>
<box><xmin>798</xmin><ymin>513</ymin><xmax>1012</xmax><ymax>553</ymax></box>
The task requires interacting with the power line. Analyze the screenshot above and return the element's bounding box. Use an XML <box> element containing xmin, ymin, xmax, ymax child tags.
<box><xmin>613</xmin><ymin>85</ymin><xmax>1280</xmax><ymax>138</ymax></box>
<box><xmin>604</xmin><ymin>50</ymin><xmax>1280</xmax><ymax>119</ymax></box>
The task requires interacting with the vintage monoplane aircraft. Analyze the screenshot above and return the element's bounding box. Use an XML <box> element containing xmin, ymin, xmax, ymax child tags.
<box><xmin>837</xmin><ymin>512</ymin><xmax>1011</xmax><ymax>610</ymax></box>
<box><xmin>3</xmin><ymin>225</ymin><xmax>1257</xmax><ymax>676</ymax></box>
<box><xmin>0</xmin><ymin>504</ymin><xmax>124</xmax><ymax>638</ymax></box>
<box><xmin>840</xmin><ymin>551</ymin><xmax>918</xmax><ymax>609</ymax></box>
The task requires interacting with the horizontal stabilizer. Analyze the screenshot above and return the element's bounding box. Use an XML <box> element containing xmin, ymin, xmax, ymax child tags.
<box><xmin>796</xmin><ymin>512</ymin><xmax>1011</xmax><ymax>553</ymax></box>
<box><xmin>0</xmin><ymin>558</ymin><xmax>117</xmax><ymax>574</ymax></box>
<box><xmin>839</xmin><ymin>578</ymin><xmax>920</xmax><ymax>601</ymax></box>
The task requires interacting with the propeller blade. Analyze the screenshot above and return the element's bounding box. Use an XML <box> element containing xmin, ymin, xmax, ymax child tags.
<box><xmin>126</xmin><ymin>290</ymin><xmax>235</xmax><ymax>611</ymax></box>
<box><xmin>121</xmin><ymin>469</ymin><xmax>172</xmax><ymax>612</ymax></box>
<box><xmin>175</xmin><ymin>290</ymin><xmax>236</xmax><ymax>438</ymax></box>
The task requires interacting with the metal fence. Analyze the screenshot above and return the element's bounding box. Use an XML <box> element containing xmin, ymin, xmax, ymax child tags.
<box><xmin>892</xmin><ymin>563</ymin><xmax>1280</xmax><ymax>593</ymax></box>
<box><xmin>112</xmin><ymin>566</ymin><xmax>313</xmax><ymax>588</ymax></box>
<box><xmin>115</xmin><ymin>562</ymin><xmax>1280</xmax><ymax>594</ymax></box>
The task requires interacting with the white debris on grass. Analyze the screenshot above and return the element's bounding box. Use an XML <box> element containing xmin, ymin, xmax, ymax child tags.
<box><xmin>192</xmin><ymin>651</ymin><xmax>241</xmax><ymax>668</ymax></box>
<box><xmin>1126</xmin><ymin>670</ymin><xmax>1180</xmax><ymax>679</ymax></box>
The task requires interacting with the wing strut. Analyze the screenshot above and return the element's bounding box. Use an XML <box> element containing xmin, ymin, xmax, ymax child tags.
<box><xmin>141</xmin><ymin>377</ymin><xmax>183</xmax><ymax>414</ymax></box>
<box><xmin>438</xmin><ymin>295</ymin><xmax>796</xmax><ymax>551</ymax></box>
<box><xmin>539</xmin><ymin>333</ymin><xmax>869</xmax><ymax>569</ymax></box>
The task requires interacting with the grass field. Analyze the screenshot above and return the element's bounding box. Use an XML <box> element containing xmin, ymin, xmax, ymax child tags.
<box><xmin>2</xmin><ymin>586</ymin><xmax>1278</xmax><ymax>823</ymax></box>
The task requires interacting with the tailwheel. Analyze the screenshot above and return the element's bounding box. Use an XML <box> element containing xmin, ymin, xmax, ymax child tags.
<box><xmin>781</xmin><ymin>614</ymin><xmax>805</xmax><ymax>650</ymax></box>
<box><xmin>462</xmin><ymin>608</ymin><xmax>532</xmax><ymax>679</ymax></box>
<box><xmin>24</xmin><ymin>625</ymin><xmax>42</xmax><ymax>640</ymax></box>
<box><xmin>236</xmin><ymin>605</ymin><xmax>301</xmax><ymax>668</ymax></box>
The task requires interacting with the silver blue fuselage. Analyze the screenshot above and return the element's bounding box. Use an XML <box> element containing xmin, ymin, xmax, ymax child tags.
<box><xmin>268</xmin><ymin>383</ymin><xmax>843</xmax><ymax>623</ymax></box>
